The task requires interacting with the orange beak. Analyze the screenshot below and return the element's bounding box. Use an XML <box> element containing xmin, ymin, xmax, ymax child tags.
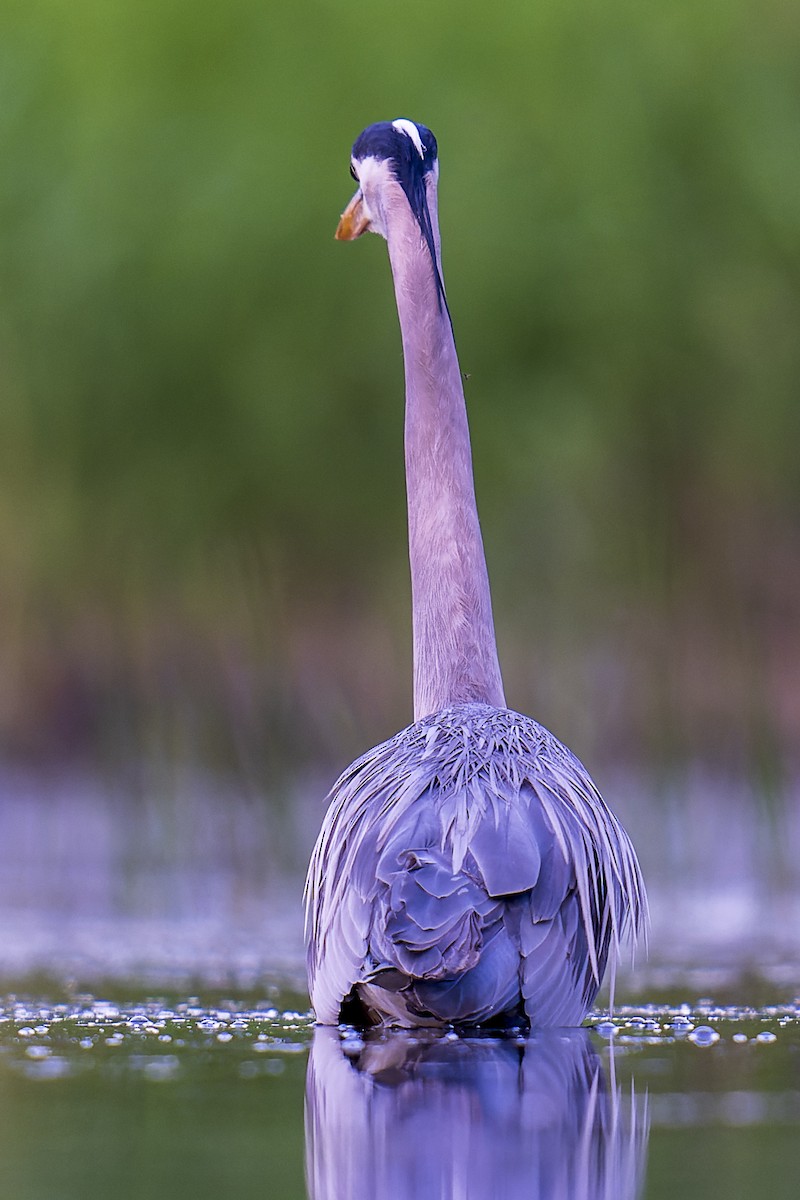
<box><xmin>335</xmin><ymin>191</ymin><xmax>370</xmax><ymax>240</ymax></box>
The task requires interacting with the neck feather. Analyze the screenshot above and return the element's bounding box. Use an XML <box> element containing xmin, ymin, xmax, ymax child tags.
<box><xmin>385</xmin><ymin>185</ymin><xmax>506</xmax><ymax>720</ymax></box>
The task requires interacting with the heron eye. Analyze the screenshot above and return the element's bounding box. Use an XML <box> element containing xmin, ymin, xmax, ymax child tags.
<box><xmin>350</xmin><ymin>164</ymin><xmax>358</xmax><ymax>182</ymax></box>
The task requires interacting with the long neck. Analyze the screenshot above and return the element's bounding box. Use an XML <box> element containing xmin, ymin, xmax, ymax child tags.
<box><xmin>385</xmin><ymin>188</ymin><xmax>506</xmax><ymax>720</ymax></box>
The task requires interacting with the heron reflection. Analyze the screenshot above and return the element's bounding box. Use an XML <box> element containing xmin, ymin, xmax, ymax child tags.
<box><xmin>305</xmin><ymin>1027</ymin><xmax>648</xmax><ymax>1200</ymax></box>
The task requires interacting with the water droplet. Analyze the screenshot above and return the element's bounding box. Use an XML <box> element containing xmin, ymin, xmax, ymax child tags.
<box><xmin>688</xmin><ymin>1025</ymin><xmax>720</xmax><ymax>1047</ymax></box>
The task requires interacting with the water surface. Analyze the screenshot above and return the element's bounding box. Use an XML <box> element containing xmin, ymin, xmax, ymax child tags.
<box><xmin>1</xmin><ymin>992</ymin><xmax>798</xmax><ymax>1200</ymax></box>
<box><xmin>1</xmin><ymin>766</ymin><xmax>799</xmax><ymax>1197</ymax></box>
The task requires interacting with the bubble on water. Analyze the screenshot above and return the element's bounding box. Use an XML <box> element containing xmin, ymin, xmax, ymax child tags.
<box><xmin>25</xmin><ymin>1044</ymin><xmax>51</xmax><ymax>1059</ymax></box>
<box><xmin>688</xmin><ymin>1025</ymin><xmax>720</xmax><ymax>1047</ymax></box>
<box><xmin>341</xmin><ymin>1036</ymin><xmax>365</xmax><ymax>1058</ymax></box>
<box><xmin>17</xmin><ymin>1027</ymin><xmax>35</xmax><ymax>1038</ymax></box>
<box><xmin>251</xmin><ymin>1003</ymin><xmax>280</xmax><ymax>1022</ymax></box>
<box><xmin>666</xmin><ymin>1021</ymin><xmax>694</xmax><ymax>1035</ymax></box>
<box><xmin>593</xmin><ymin>1022</ymin><xmax>617</xmax><ymax>1039</ymax></box>
<box><xmin>755</xmin><ymin>1031</ymin><xmax>777</xmax><ymax>1044</ymax></box>
<box><xmin>94</xmin><ymin>1003</ymin><xmax>120</xmax><ymax>1019</ymax></box>
<box><xmin>732</xmin><ymin>1033</ymin><xmax>748</xmax><ymax>1044</ymax></box>
<box><xmin>216</xmin><ymin>1032</ymin><xmax>233</xmax><ymax>1043</ymax></box>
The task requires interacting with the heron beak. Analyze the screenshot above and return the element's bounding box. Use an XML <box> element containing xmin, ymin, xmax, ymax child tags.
<box><xmin>335</xmin><ymin>191</ymin><xmax>370</xmax><ymax>240</ymax></box>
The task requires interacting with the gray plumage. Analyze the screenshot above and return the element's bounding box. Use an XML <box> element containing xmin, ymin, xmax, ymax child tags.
<box><xmin>304</xmin><ymin>119</ymin><xmax>646</xmax><ymax>1027</ymax></box>
<box><xmin>306</xmin><ymin>703</ymin><xmax>644</xmax><ymax>1025</ymax></box>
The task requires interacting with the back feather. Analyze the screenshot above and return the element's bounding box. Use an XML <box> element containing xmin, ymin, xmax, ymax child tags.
<box><xmin>305</xmin><ymin>702</ymin><xmax>646</xmax><ymax>1026</ymax></box>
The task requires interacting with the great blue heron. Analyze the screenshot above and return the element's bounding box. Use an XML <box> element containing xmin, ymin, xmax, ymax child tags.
<box><xmin>305</xmin><ymin>119</ymin><xmax>646</xmax><ymax>1027</ymax></box>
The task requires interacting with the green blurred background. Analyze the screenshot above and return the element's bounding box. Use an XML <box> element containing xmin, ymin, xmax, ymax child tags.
<box><xmin>1</xmin><ymin>0</ymin><xmax>798</xmax><ymax>793</ymax></box>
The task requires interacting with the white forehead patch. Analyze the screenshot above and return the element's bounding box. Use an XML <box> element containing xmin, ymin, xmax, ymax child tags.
<box><xmin>392</xmin><ymin>118</ymin><xmax>425</xmax><ymax>158</ymax></box>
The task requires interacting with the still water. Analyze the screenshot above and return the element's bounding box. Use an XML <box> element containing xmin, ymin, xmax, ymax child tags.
<box><xmin>1</xmin><ymin>768</ymin><xmax>798</xmax><ymax>1198</ymax></box>
<box><xmin>0</xmin><ymin>992</ymin><xmax>798</xmax><ymax>1200</ymax></box>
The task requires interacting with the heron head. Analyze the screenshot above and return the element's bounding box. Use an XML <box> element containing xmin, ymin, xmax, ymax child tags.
<box><xmin>335</xmin><ymin>119</ymin><xmax>439</xmax><ymax>243</ymax></box>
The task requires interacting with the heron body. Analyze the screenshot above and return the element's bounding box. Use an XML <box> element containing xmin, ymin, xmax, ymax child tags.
<box><xmin>304</xmin><ymin>120</ymin><xmax>646</xmax><ymax>1027</ymax></box>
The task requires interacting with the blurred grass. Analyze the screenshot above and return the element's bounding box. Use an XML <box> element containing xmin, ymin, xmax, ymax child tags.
<box><xmin>0</xmin><ymin>0</ymin><xmax>798</xmax><ymax>784</ymax></box>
